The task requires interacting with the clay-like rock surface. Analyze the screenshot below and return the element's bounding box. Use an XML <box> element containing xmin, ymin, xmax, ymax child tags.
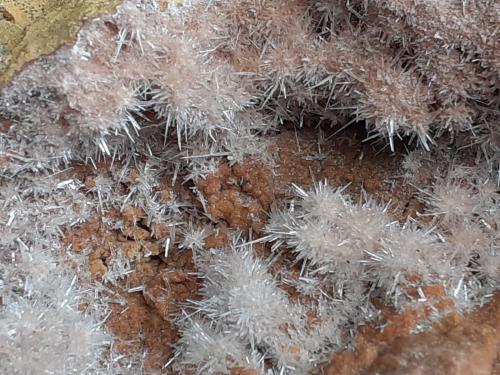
<box><xmin>325</xmin><ymin>294</ymin><xmax>500</xmax><ymax>375</ymax></box>
<box><xmin>0</xmin><ymin>0</ymin><xmax>121</xmax><ymax>85</ymax></box>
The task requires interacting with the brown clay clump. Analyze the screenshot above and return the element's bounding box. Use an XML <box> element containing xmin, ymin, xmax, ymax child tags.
<box><xmin>62</xmin><ymin>183</ymin><xmax>199</xmax><ymax>373</ymax></box>
<box><xmin>229</xmin><ymin>368</ymin><xmax>260</xmax><ymax>375</ymax></box>
<box><xmin>106</xmin><ymin>291</ymin><xmax>178</xmax><ymax>371</ymax></box>
<box><xmin>204</xmin><ymin>226</ymin><xmax>231</xmax><ymax>249</ymax></box>
<box><xmin>197</xmin><ymin>161</ymin><xmax>273</xmax><ymax>231</ymax></box>
<box><xmin>143</xmin><ymin>270</ymin><xmax>198</xmax><ymax>321</ymax></box>
<box><xmin>65</xmin><ymin>218</ymin><xmax>199</xmax><ymax>372</ymax></box>
<box><xmin>1</xmin><ymin>0</ymin><xmax>498</xmax><ymax>373</ymax></box>
<box><xmin>325</xmin><ymin>294</ymin><xmax>500</xmax><ymax>375</ymax></box>
<box><xmin>60</xmin><ymin>125</ymin><xmax>444</xmax><ymax>374</ymax></box>
<box><xmin>63</xmin><ymin>208</ymin><xmax>161</xmax><ymax>279</ymax></box>
<box><xmin>268</xmin><ymin>129</ymin><xmax>423</xmax><ymax>222</ymax></box>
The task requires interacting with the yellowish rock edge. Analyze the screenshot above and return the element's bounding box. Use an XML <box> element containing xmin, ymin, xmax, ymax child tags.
<box><xmin>0</xmin><ymin>0</ymin><xmax>122</xmax><ymax>85</ymax></box>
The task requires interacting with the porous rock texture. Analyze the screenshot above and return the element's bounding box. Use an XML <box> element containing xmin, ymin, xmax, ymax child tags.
<box><xmin>0</xmin><ymin>0</ymin><xmax>121</xmax><ymax>84</ymax></box>
<box><xmin>325</xmin><ymin>294</ymin><xmax>500</xmax><ymax>375</ymax></box>
<box><xmin>0</xmin><ymin>0</ymin><xmax>498</xmax><ymax>374</ymax></box>
<box><xmin>61</xmin><ymin>128</ymin><xmax>498</xmax><ymax>374</ymax></box>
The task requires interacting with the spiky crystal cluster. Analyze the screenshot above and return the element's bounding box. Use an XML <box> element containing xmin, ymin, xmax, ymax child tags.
<box><xmin>0</xmin><ymin>174</ymin><xmax>114</xmax><ymax>374</ymax></box>
<box><xmin>1</xmin><ymin>0</ymin><xmax>499</xmax><ymax>166</ymax></box>
<box><xmin>0</xmin><ymin>0</ymin><xmax>498</xmax><ymax>374</ymax></box>
<box><xmin>173</xmin><ymin>178</ymin><xmax>498</xmax><ymax>373</ymax></box>
<box><xmin>176</xmin><ymin>238</ymin><xmax>343</xmax><ymax>374</ymax></box>
<box><xmin>266</xmin><ymin>180</ymin><xmax>498</xmax><ymax>307</ymax></box>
